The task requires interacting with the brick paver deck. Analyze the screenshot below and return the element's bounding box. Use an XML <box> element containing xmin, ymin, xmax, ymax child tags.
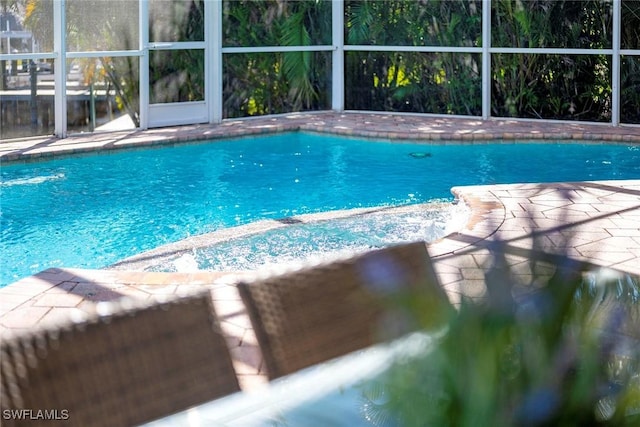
<box><xmin>2</xmin><ymin>112</ymin><xmax>640</xmax><ymax>163</ymax></box>
<box><xmin>1</xmin><ymin>113</ymin><xmax>639</xmax><ymax>391</ymax></box>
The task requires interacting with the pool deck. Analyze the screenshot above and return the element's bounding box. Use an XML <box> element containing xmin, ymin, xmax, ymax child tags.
<box><xmin>2</xmin><ymin>112</ymin><xmax>640</xmax><ymax>163</ymax></box>
<box><xmin>1</xmin><ymin>112</ymin><xmax>640</xmax><ymax>391</ymax></box>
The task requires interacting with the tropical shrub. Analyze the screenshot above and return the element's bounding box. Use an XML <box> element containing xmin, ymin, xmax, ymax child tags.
<box><xmin>223</xmin><ymin>0</ymin><xmax>332</xmax><ymax>118</ymax></box>
<box><xmin>344</xmin><ymin>0</ymin><xmax>482</xmax><ymax>115</ymax></box>
<box><xmin>363</xmin><ymin>248</ymin><xmax>640</xmax><ymax>426</ymax></box>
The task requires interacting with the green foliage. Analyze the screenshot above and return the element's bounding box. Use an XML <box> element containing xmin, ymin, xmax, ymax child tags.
<box><xmin>149</xmin><ymin>0</ymin><xmax>205</xmax><ymax>104</ymax></box>
<box><xmin>621</xmin><ymin>1</ymin><xmax>640</xmax><ymax>124</ymax></box>
<box><xmin>281</xmin><ymin>12</ymin><xmax>317</xmax><ymax>111</ymax></box>
<box><xmin>492</xmin><ymin>0</ymin><xmax>612</xmax><ymax>49</ymax></box>
<box><xmin>621</xmin><ymin>56</ymin><xmax>640</xmax><ymax>124</ymax></box>
<box><xmin>220</xmin><ymin>0</ymin><xmax>639</xmax><ymax>122</ymax></box>
<box><xmin>622</xmin><ymin>0</ymin><xmax>640</xmax><ymax>50</ymax></box>
<box><xmin>345</xmin><ymin>50</ymin><xmax>482</xmax><ymax>115</ymax></box>
<box><xmin>100</xmin><ymin>56</ymin><xmax>140</xmax><ymax>127</ymax></box>
<box><xmin>491</xmin><ymin>1</ymin><xmax>615</xmax><ymax>121</ymax></box>
<box><xmin>346</xmin><ymin>0</ymin><xmax>482</xmax><ymax>47</ymax></box>
<box><xmin>223</xmin><ymin>51</ymin><xmax>331</xmax><ymax>118</ymax></box>
<box><xmin>223</xmin><ymin>0</ymin><xmax>331</xmax><ymax>47</ymax></box>
<box><xmin>344</xmin><ymin>0</ymin><xmax>482</xmax><ymax>115</ymax></box>
<box><xmin>222</xmin><ymin>0</ymin><xmax>332</xmax><ymax>118</ymax></box>
<box><xmin>21</xmin><ymin>0</ymin><xmax>53</xmax><ymax>52</ymax></box>
<box><xmin>363</xmin><ymin>254</ymin><xmax>640</xmax><ymax>426</ymax></box>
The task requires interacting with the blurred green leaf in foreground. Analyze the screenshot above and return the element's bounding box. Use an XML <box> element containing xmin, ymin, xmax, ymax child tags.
<box><xmin>363</xmin><ymin>247</ymin><xmax>640</xmax><ymax>427</ymax></box>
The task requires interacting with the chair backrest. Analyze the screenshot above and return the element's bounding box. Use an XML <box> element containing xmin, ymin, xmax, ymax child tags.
<box><xmin>0</xmin><ymin>291</ymin><xmax>240</xmax><ymax>427</ymax></box>
<box><xmin>237</xmin><ymin>241</ymin><xmax>452</xmax><ymax>380</ymax></box>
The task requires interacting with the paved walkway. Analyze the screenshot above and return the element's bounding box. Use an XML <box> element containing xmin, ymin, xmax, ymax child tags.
<box><xmin>434</xmin><ymin>180</ymin><xmax>640</xmax><ymax>301</ymax></box>
<box><xmin>2</xmin><ymin>112</ymin><xmax>640</xmax><ymax>163</ymax></box>
<box><xmin>1</xmin><ymin>113</ymin><xmax>639</xmax><ymax>390</ymax></box>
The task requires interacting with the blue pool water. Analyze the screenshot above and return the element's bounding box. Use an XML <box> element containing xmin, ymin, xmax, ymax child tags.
<box><xmin>2</xmin><ymin>133</ymin><xmax>640</xmax><ymax>286</ymax></box>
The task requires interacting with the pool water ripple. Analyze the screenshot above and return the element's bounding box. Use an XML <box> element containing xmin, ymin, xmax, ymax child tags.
<box><xmin>141</xmin><ymin>202</ymin><xmax>469</xmax><ymax>273</ymax></box>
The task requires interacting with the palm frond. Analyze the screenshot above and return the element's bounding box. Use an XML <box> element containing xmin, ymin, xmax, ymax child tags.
<box><xmin>280</xmin><ymin>11</ymin><xmax>316</xmax><ymax>110</ymax></box>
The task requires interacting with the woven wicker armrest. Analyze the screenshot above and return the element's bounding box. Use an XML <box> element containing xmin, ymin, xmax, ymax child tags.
<box><xmin>0</xmin><ymin>291</ymin><xmax>240</xmax><ymax>427</ymax></box>
<box><xmin>238</xmin><ymin>241</ymin><xmax>453</xmax><ymax>380</ymax></box>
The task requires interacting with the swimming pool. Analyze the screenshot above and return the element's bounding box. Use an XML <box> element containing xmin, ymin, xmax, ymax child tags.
<box><xmin>2</xmin><ymin>133</ymin><xmax>640</xmax><ymax>287</ymax></box>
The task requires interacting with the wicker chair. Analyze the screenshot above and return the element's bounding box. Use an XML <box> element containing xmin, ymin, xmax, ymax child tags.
<box><xmin>0</xmin><ymin>291</ymin><xmax>240</xmax><ymax>427</ymax></box>
<box><xmin>238</xmin><ymin>241</ymin><xmax>453</xmax><ymax>380</ymax></box>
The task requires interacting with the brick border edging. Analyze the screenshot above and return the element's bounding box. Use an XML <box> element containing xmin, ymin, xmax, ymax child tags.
<box><xmin>2</xmin><ymin>112</ymin><xmax>640</xmax><ymax>164</ymax></box>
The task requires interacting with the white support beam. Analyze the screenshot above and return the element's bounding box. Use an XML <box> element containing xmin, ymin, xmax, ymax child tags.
<box><xmin>139</xmin><ymin>0</ymin><xmax>149</xmax><ymax>129</ymax></box>
<box><xmin>482</xmin><ymin>0</ymin><xmax>491</xmax><ymax>120</ymax></box>
<box><xmin>211</xmin><ymin>0</ymin><xmax>223</xmax><ymax>123</ymax></box>
<box><xmin>54</xmin><ymin>0</ymin><xmax>66</xmax><ymax>137</ymax></box>
<box><xmin>332</xmin><ymin>0</ymin><xmax>344</xmax><ymax>112</ymax></box>
<box><xmin>222</xmin><ymin>45</ymin><xmax>334</xmax><ymax>54</ymax></box>
<box><xmin>344</xmin><ymin>45</ymin><xmax>481</xmax><ymax>53</ymax></box>
<box><xmin>611</xmin><ymin>0</ymin><xmax>621</xmax><ymax>126</ymax></box>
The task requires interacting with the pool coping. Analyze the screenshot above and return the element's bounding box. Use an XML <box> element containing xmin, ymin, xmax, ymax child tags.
<box><xmin>2</xmin><ymin>111</ymin><xmax>640</xmax><ymax>164</ymax></box>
